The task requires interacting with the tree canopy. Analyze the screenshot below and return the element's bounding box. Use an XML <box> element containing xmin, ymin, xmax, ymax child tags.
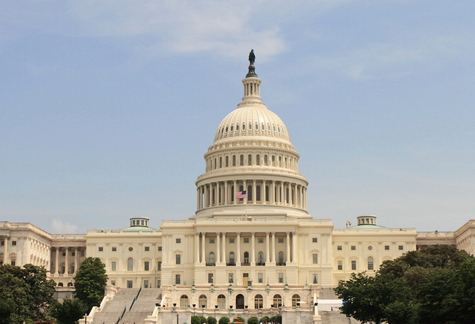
<box><xmin>0</xmin><ymin>264</ymin><xmax>56</xmax><ymax>324</ymax></box>
<box><xmin>335</xmin><ymin>245</ymin><xmax>475</xmax><ymax>324</ymax></box>
<box><xmin>74</xmin><ymin>257</ymin><xmax>108</xmax><ymax>310</ymax></box>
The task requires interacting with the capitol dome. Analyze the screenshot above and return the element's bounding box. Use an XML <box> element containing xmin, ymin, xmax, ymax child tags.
<box><xmin>193</xmin><ymin>52</ymin><xmax>309</xmax><ymax>219</ymax></box>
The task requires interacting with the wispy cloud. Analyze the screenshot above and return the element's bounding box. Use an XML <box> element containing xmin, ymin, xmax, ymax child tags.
<box><xmin>51</xmin><ymin>219</ymin><xmax>78</xmax><ymax>233</ymax></box>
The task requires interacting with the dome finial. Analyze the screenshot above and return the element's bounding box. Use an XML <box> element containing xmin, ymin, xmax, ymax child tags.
<box><xmin>246</xmin><ymin>49</ymin><xmax>258</xmax><ymax>78</ymax></box>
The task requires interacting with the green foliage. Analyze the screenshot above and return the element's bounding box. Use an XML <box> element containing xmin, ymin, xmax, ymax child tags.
<box><xmin>207</xmin><ymin>316</ymin><xmax>217</xmax><ymax>324</ymax></box>
<box><xmin>236</xmin><ymin>316</ymin><xmax>245</xmax><ymax>322</ymax></box>
<box><xmin>247</xmin><ymin>317</ymin><xmax>258</xmax><ymax>324</ymax></box>
<box><xmin>218</xmin><ymin>316</ymin><xmax>230</xmax><ymax>324</ymax></box>
<box><xmin>0</xmin><ymin>264</ymin><xmax>56</xmax><ymax>324</ymax></box>
<box><xmin>269</xmin><ymin>315</ymin><xmax>282</xmax><ymax>324</ymax></box>
<box><xmin>335</xmin><ymin>245</ymin><xmax>475</xmax><ymax>324</ymax></box>
<box><xmin>50</xmin><ymin>297</ymin><xmax>88</xmax><ymax>324</ymax></box>
<box><xmin>259</xmin><ymin>316</ymin><xmax>270</xmax><ymax>323</ymax></box>
<box><xmin>74</xmin><ymin>257</ymin><xmax>108</xmax><ymax>310</ymax></box>
<box><xmin>192</xmin><ymin>315</ymin><xmax>207</xmax><ymax>324</ymax></box>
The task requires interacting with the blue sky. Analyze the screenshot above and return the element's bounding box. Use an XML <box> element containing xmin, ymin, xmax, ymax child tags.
<box><xmin>1</xmin><ymin>0</ymin><xmax>474</xmax><ymax>234</ymax></box>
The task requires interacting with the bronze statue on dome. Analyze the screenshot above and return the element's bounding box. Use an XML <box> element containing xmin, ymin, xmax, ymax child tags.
<box><xmin>249</xmin><ymin>49</ymin><xmax>255</xmax><ymax>64</ymax></box>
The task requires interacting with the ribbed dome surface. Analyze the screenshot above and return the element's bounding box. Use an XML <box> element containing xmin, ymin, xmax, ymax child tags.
<box><xmin>214</xmin><ymin>104</ymin><xmax>291</xmax><ymax>143</ymax></box>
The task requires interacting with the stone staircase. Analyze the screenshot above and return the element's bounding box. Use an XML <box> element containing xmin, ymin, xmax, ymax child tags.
<box><xmin>320</xmin><ymin>311</ymin><xmax>361</xmax><ymax>324</ymax></box>
<box><xmin>90</xmin><ymin>288</ymin><xmax>162</xmax><ymax>324</ymax></box>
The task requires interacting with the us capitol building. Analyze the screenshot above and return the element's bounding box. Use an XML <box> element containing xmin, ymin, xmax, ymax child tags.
<box><xmin>1</xmin><ymin>53</ymin><xmax>475</xmax><ymax>323</ymax></box>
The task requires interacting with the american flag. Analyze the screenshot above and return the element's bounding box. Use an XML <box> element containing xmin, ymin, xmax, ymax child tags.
<box><xmin>236</xmin><ymin>190</ymin><xmax>247</xmax><ymax>199</ymax></box>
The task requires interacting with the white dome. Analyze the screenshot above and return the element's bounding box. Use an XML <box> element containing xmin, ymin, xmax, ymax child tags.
<box><xmin>214</xmin><ymin>104</ymin><xmax>291</xmax><ymax>143</ymax></box>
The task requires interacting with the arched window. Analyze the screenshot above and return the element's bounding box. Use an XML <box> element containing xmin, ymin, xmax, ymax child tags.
<box><xmin>180</xmin><ymin>295</ymin><xmax>189</xmax><ymax>307</ymax></box>
<box><xmin>58</xmin><ymin>282</ymin><xmax>64</xmax><ymax>287</ymax></box>
<box><xmin>247</xmin><ymin>185</ymin><xmax>253</xmax><ymax>200</ymax></box>
<box><xmin>254</xmin><ymin>294</ymin><xmax>263</xmax><ymax>309</ymax></box>
<box><xmin>229</xmin><ymin>252</ymin><xmax>235</xmax><ymax>265</ymax></box>
<box><xmin>199</xmin><ymin>295</ymin><xmax>207</xmax><ymax>309</ymax></box>
<box><xmin>219</xmin><ymin>157</ymin><xmax>222</xmax><ymax>168</ymax></box>
<box><xmin>273</xmin><ymin>294</ymin><xmax>282</xmax><ymax>307</ymax></box>
<box><xmin>209</xmin><ymin>252</ymin><xmax>215</xmax><ymax>265</ymax></box>
<box><xmin>248</xmin><ymin>154</ymin><xmax>252</xmax><ymax>165</ymax></box>
<box><xmin>240</xmin><ymin>155</ymin><xmax>244</xmax><ymax>166</ymax></box>
<box><xmin>265</xmin><ymin>185</ymin><xmax>269</xmax><ymax>202</ymax></box>
<box><xmin>264</xmin><ymin>155</ymin><xmax>268</xmax><ymax>166</ymax></box>
<box><xmin>278</xmin><ymin>251</ymin><xmax>284</xmax><ymax>265</ymax></box>
<box><xmin>258</xmin><ymin>252</ymin><xmax>264</xmax><ymax>265</ymax></box>
<box><xmin>225</xmin><ymin>156</ymin><xmax>229</xmax><ymax>167</ymax></box>
<box><xmin>292</xmin><ymin>294</ymin><xmax>301</xmax><ymax>308</ymax></box>
<box><xmin>256</xmin><ymin>154</ymin><xmax>260</xmax><ymax>165</ymax></box>
<box><xmin>233</xmin><ymin>155</ymin><xmax>236</xmax><ymax>166</ymax></box>
<box><xmin>214</xmin><ymin>158</ymin><xmax>217</xmax><ymax>169</ymax></box>
<box><xmin>256</xmin><ymin>185</ymin><xmax>261</xmax><ymax>201</ymax></box>
<box><xmin>368</xmin><ymin>257</ymin><xmax>374</xmax><ymax>270</ymax></box>
<box><xmin>127</xmin><ymin>257</ymin><xmax>133</xmax><ymax>271</ymax></box>
<box><xmin>217</xmin><ymin>294</ymin><xmax>226</xmax><ymax>309</ymax></box>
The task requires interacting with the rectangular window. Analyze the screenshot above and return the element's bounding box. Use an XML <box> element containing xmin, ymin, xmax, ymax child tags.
<box><xmin>229</xmin><ymin>238</ymin><xmax>235</xmax><ymax>243</ymax></box>
<box><xmin>312</xmin><ymin>254</ymin><xmax>318</xmax><ymax>264</ymax></box>
<box><xmin>145</xmin><ymin>246</ymin><xmax>150</xmax><ymax>251</ymax></box>
<box><xmin>12</xmin><ymin>241</ymin><xmax>16</xmax><ymax>246</ymax></box>
<box><xmin>313</xmin><ymin>274</ymin><xmax>318</xmax><ymax>284</ymax></box>
<box><xmin>351</xmin><ymin>246</ymin><xmax>356</xmax><ymax>250</ymax></box>
<box><xmin>127</xmin><ymin>280</ymin><xmax>133</xmax><ymax>288</ymax></box>
<box><xmin>351</xmin><ymin>260</ymin><xmax>357</xmax><ymax>270</ymax></box>
<box><xmin>111</xmin><ymin>261</ymin><xmax>117</xmax><ymax>271</ymax></box>
<box><xmin>208</xmin><ymin>273</ymin><xmax>214</xmax><ymax>284</ymax></box>
<box><xmin>158</xmin><ymin>246</ymin><xmax>162</xmax><ymax>251</ymax></box>
<box><xmin>229</xmin><ymin>273</ymin><xmax>234</xmax><ymax>283</ymax></box>
<box><xmin>144</xmin><ymin>280</ymin><xmax>149</xmax><ymax>288</ymax></box>
<box><xmin>81</xmin><ymin>251</ymin><xmax>85</xmax><ymax>257</ymax></box>
<box><xmin>399</xmin><ymin>245</ymin><xmax>404</xmax><ymax>250</ymax></box>
<box><xmin>258</xmin><ymin>273</ymin><xmax>263</xmax><ymax>283</ymax></box>
<box><xmin>1</xmin><ymin>241</ymin><xmax>4</xmax><ymax>246</ymax></box>
<box><xmin>175</xmin><ymin>274</ymin><xmax>181</xmax><ymax>285</ymax></box>
<box><xmin>11</xmin><ymin>260</ymin><xmax>16</xmax><ymax>266</ymax></box>
<box><xmin>337</xmin><ymin>246</ymin><xmax>342</xmax><ymax>250</ymax></box>
<box><xmin>385</xmin><ymin>245</ymin><xmax>390</xmax><ymax>250</ymax></box>
<box><xmin>176</xmin><ymin>238</ymin><xmax>181</xmax><ymax>243</ymax></box>
<box><xmin>112</xmin><ymin>247</ymin><xmax>117</xmax><ymax>252</ymax></box>
<box><xmin>209</xmin><ymin>238</ymin><xmax>215</xmax><ymax>243</ymax></box>
<box><xmin>157</xmin><ymin>280</ymin><xmax>161</xmax><ymax>288</ymax></box>
<box><xmin>244</xmin><ymin>238</ymin><xmax>249</xmax><ymax>243</ymax></box>
<box><xmin>312</xmin><ymin>238</ymin><xmax>318</xmax><ymax>243</ymax></box>
<box><xmin>98</xmin><ymin>247</ymin><xmax>103</xmax><ymax>252</ymax></box>
<box><xmin>278</xmin><ymin>273</ymin><xmax>284</xmax><ymax>283</ymax></box>
<box><xmin>278</xmin><ymin>238</ymin><xmax>284</xmax><ymax>243</ymax></box>
<box><xmin>144</xmin><ymin>261</ymin><xmax>150</xmax><ymax>271</ymax></box>
<box><xmin>176</xmin><ymin>254</ymin><xmax>181</xmax><ymax>264</ymax></box>
<box><xmin>111</xmin><ymin>280</ymin><xmax>116</xmax><ymax>286</ymax></box>
<box><xmin>337</xmin><ymin>261</ymin><xmax>343</xmax><ymax>270</ymax></box>
<box><xmin>258</xmin><ymin>238</ymin><xmax>264</xmax><ymax>243</ymax></box>
<box><xmin>158</xmin><ymin>261</ymin><xmax>162</xmax><ymax>270</ymax></box>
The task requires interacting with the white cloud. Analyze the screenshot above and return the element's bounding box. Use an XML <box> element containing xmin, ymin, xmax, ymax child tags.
<box><xmin>51</xmin><ymin>219</ymin><xmax>78</xmax><ymax>233</ymax></box>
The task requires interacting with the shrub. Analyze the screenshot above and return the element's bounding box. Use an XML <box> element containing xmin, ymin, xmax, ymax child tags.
<box><xmin>219</xmin><ymin>316</ymin><xmax>230</xmax><ymax>324</ymax></box>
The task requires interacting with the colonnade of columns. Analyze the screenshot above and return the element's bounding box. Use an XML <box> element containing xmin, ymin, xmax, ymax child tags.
<box><xmin>51</xmin><ymin>247</ymin><xmax>83</xmax><ymax>276</ymax></box>
<box><xmin>1</xmin><ymin>236</ymin><xmax>9</xmax><ymax>265</ymax></box>
<box><xmin>194</xmin><ymin>231</ymin><xmax>297</xmax><ymax>267</ymax></box>
<box><xmin>197</xmin><ymin>180</ymin><xmax>307</xmax><ymax>210</ymax></box>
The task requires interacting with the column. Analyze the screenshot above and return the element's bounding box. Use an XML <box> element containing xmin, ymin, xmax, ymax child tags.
<box><xmin>271</xmin><ymin>232</ymin><xmax>276</xmax><ymax>265</ymax></box>
<box><xmin>271</xmin><ymin>181</ymin><xmax>275</xmax><ymax>205</ymax></box>
<box><xmin>292</xmin><ymin>232</ymin><xmax>297</xmax><ymax>264</ymax></box>
<box><xmin>204</xmin><ymin>186</ymin><xmax>209</xmax><ymax>208</ymax></box>
<box><xmin>3</xmin><ymin>238</ymin><xmax>8</xmax><ymax>265</ymax></box>
<box><xmin>197</xmin><ymin>188</ymin><xmax>200</xmax><ymax>210</ymax></box>
<box><xmin>252</xmin><ymin>180</ymin><xmax>256</xmax><ymax>204</ymax></box>
<box><xmin>225</xmin><ymin>181</ymin><xmax>229</xmax><ymax>205</ymax></box>
<box><xmin>201</xmin><ymin>233</ymin><xmax>206</xmax><ymax>264</ymax></box>
<box><xmin>233</xmin><ymin>181</ymin><xmax>237</xmax><ymax>205</ymax></box>
<box><xmin>237</xmin><ymin>232</ymin><xmax>241</xmax><ymax>265</ymax></box>
<box><xmin>286</xmin><ymin>233</ymin><xmax>290</xmax><ymax>263</ymax></box>
<box><xmin>195</xmin><ymin>233</ymin><xmax>200</xmax><ymax>264</ymax></box>
<box><xmin>216</xmin><ymin>232</ymin><xmax>221</xmax><ymax>264</ymax></box>
<box><xmin>222</xmin><ymin>232</ymin><xmax>226</xmax><ymax>264</ymax></box>
<box><xmin>64</xmin><ymin>247</ymin><xmax>69</xmax><ymax>274</ymax></box>
<box><xmin>55</xmin><ymin>248</ymin><xmax>59</xmax><ymax>275</ymax></box>
<box><xmin>74</xmin><ymin>248</ymin><xmax>78</xmax><ymax>274</ymax></box>
<box><xmin>265</xmin><ymin>232</ymin><xmax>270</xmax><ymax>264</ymax></box>
<box><xmin>251</xmin><ymin>232</ymin><xmax>255</xmax><ymax>266</ymax></box>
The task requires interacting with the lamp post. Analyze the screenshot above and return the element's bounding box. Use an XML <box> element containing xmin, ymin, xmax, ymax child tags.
<box><xmin>176</xmin><ymin>313</ymin><xmax>179</xmax><ymax>324</ymax></box>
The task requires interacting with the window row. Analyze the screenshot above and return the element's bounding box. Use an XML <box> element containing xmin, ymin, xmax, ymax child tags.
<box><xmin>336</xmin><ymin>257</ymin><xmax>375</xmax><ymax>271</ymax></box>
<box><xmin>336</xmin><ymin>245</ymin><xmax>404</xmax><ymax>251</ymax></box>
<box><xmin>175</xmin><ymin>293</ymin><xmax>301</xmax><ymax>309</ymax></box>
<box><xmin>201</xmin><ymin>251</ymin><xmax>290</xmax><ymax>266</ymax></box>
<box><xmin>99</xmin><ymin>246</ymin><xmax>162</xmax><ymax>252</ymax></box>
<box><xmin>216</xmin><ymin>122</ymin><xmax>286</xmax><ymax>138</ymax></box>
<box><xmin>206</xmin><ymin>153</ymin><xmax>297</xmax><ymax>172</ymax></box>
<box><xmin>110</xmin><ymin>259</ymin><xmax>162</xmax><ymax>271</ymax></box>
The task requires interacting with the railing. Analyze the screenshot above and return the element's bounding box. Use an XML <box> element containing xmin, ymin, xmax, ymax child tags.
<box><xmin>276</xmin><ymin>262</ymin><xmax>286</xmax><ymax>266</ymax></box>
<box><xmin>256</xmin><ymin>262</ymin><xmax>266</xmax><ymax>266</ymax></box>
<box><xmin>226</xmin><ymin>262</ymin><xmax>236</xmax><ymax>266</ymax></box>
<box><xmin>206</xmin><ymin>262</ymin><xmax>216</xmax><ymax>266</ymax></box>
<box><xmin>241</xmin><ymin>262</ymin><xmax>250</xmax><ymax>266</ymax></box>
<box><xmin>116</xmin><ymin>306</ymin><xmax>126</xmax><ymax>323</ymax></box>
<box><xmin>129</xmin><ymin>286</ymin><xmax>142</xmax><ymax>311</ymax></box>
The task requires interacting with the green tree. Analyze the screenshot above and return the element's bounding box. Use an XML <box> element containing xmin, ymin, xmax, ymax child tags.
<box><xmin>335</xmin><ymin>272</ymin><xmax>417</xmax><ymax>324</ymax></box>
<box><xmin>50</xmin><ymin>297</ymin><xmax>88</xmax><ymax>324</ymax></box>
<box><xmin>247</xmin><ymin>317</ymin><xmax>258</xmax><ymax>324</ymax></box>
<box><xmin>74</xmin><ymin>257</ymin><xmax>108</xmax><ymax>310</ymax></box>
<box><xmin>0</xmin><ymin>264</ymin><xmax>56</xmax><ymax>324</ymax></box>
<box><xmin>236</xmin><ymin>316</ymin><xmax>245</xmax><ymax>322</ymax></box>
<box><xmin>218</xmin><ymin>316</ymin><xmax>230</xmax><ymax>324</ymax></box>
<box><xmin>192</xmin><ymin>315</ymin><xmax>208</xmax><ymax>324</ymax></box>
<box><xmin>454</xmin><ymin>258</ymin><xmax>475</xmax><ymax>324</ymax></box>
<box><xmin>207</xmin><ymin>316</ymin><xmax>217</xmax><ymax>324</ymax></box>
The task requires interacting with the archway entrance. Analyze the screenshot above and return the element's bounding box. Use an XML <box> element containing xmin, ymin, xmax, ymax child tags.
<box><xmin>236</xmin><ymin>294</ymin><xmax>245</xmax><ymax>309</ymax></box>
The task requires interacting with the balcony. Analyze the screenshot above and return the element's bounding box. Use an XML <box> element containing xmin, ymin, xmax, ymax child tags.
<box><xmin>276</xmin><ymin>262</ymin><xmax>286</xmax><ymax>266</ymax></box>
<box><xmin>241</xmin><ymin>262</ymin><xmax>250</xmax><ymax>266</ymax></box>
<box><xmin>256</xmin><ymin>262</ymin><xmax>266</xmax><ymax>266</ymax></box>
<box><xmin>226</xmin><ymin>262</ymin><xmax>236</xmax><ymax>266</ymax></box>
<box><xmin>206</xmin><ymin>262</ymin><xmax>216</xmax><ymax>266</ymax></box>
